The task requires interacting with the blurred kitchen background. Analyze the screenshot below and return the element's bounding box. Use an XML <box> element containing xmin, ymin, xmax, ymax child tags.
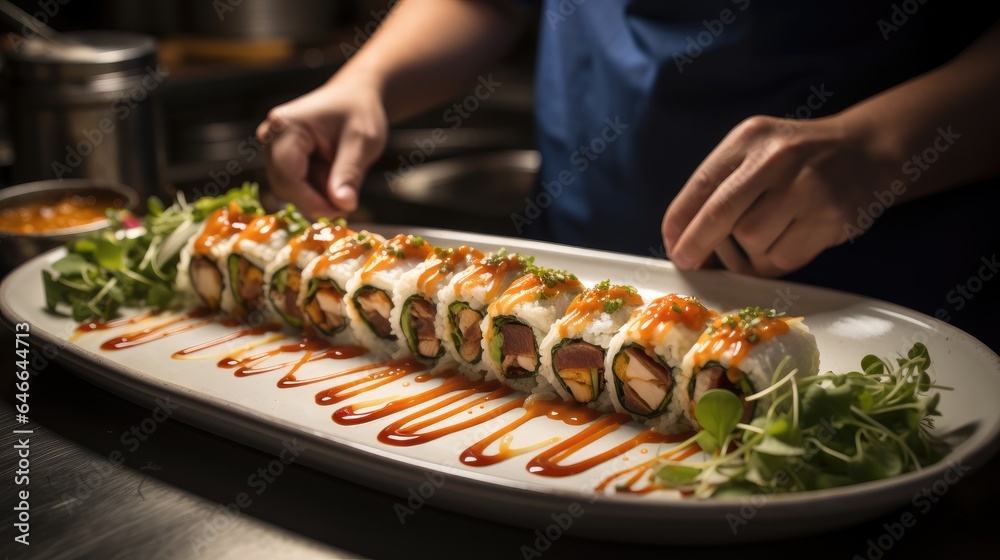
<box><xmin>0</xmin><ymin>0</ymin><xmax>538</xmax><ymax>236</ymax></box>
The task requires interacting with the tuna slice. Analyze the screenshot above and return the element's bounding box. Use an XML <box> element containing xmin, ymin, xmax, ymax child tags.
<box><xmin>356</xmin><ymin>288</ymin><xmax>394</xmax><ymax>338</ymax></box>
<box><xmin>305</xmin><ymin>281</ymin><xmax>346</xmax><ymax>333</ymax></box>
<box><xmin>693</xmin><ymin>366</ymin><xmax>755</xmax><ymax>425</ymax></box>
<box><xmin>455</xmin><ymin>308</ymin><xmax>483</xmax><ymax>363</ymax></box>
<box><xmin>407</xmin><ymin>297</ymin><xmax>440</xmax><ymax>358</ymax></box>
<box><xmin>500</xmin><ymin>322</ymin><xmax>537</xmax><ymax>377</ymax></box>
<box><xmin>553</xmin><ymin>341</ymin><xmax>605</xmax><ymax>403</ymax></box>
<box><xmin>614</xmin><ymin>347</ymin><xmax>672</xmax><ymax>416</ymax></box>
<box><xmin>191</xmin><ymin>257</ymin><xmax>223</xmax><ymax>309</ymax></box>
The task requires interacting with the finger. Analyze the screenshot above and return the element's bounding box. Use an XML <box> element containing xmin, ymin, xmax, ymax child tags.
<box><xmin>670</xmin><ymin>146</ymin><xmax>800</xmax><ymax>270</ymax></box>
<box><xmin>764</xmin><ymin>219</ymin><xmax>838</xmax><ymax>274</ymax></box>
<box><xmin>662</xmin><ymin>143</ymin><xmax>746</xmax><ymax>255</ymax></box>
<box><xmin>731</xmin><ymin>186</ymin><xmax>795</xmax><ymax>253</ymax></box>
<box><xmin>327</xmin><ymin>128</ymin><xmax>384</xmax><ymax>213</ymax></box>
<box><xmin>714</xmin><ymin>236</ymin><xmax>755</xmax><ymax>275</ymax></box>
<box><xmin>266</xmin><ymin>123</ymin><xmax>337</xmax><ymax>217</ymax></box>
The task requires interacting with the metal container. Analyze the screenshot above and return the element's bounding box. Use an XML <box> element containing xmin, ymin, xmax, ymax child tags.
<box><xmin>0</xmin><ymin>179</ymin><xmax>139</xmax><ymax>275</ymax></box>
<box><xmin>1</xmin><ymin>31</ymin><xmax>165</xmax><ymax>200</ymax></box>
<box><xmin>188</xmin><ymin>0</ymin><xmax>339</xmax><ymax>42</ymax></box>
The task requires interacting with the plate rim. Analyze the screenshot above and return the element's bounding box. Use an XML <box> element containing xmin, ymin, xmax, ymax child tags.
<box><xmin>4</xmin><ymin>227</ymin><xmax>1000</xmax><ymax>544</ymax></box>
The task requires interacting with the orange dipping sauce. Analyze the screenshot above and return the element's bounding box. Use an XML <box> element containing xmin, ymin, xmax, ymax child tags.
<box><xmin>0</xmin><ymin>194</ymin><xmax>122</xmax><ymax>234</ymax></box>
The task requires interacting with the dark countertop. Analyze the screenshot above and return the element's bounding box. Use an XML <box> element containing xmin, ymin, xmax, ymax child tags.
<box><xmin>1</xmin><ymin>324</ymin><xmax>999</xmax><ymax>560</ymax></box>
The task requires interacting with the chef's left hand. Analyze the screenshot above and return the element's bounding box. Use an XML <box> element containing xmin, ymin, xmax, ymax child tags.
<box><xmin>662</xmin><ymin>114</ymin><xmax>885</xmax><ymax>277</ymax></box>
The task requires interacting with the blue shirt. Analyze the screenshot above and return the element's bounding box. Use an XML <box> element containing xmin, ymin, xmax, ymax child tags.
<box><xmin>518</xmin><ymin>0</ymin><xmax>1000</xmax><ymax>349</ymax></box>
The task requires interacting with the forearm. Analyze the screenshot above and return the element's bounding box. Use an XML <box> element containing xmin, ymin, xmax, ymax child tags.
<box><xmin>332</xmin><ymin>0</ymin><xmax>530</xmax><ymax>123</ymax></box>
<box><xmin>840</xmin><ymin>21</ymin><xmax>1000</xmax><ymax>200</ymax></box>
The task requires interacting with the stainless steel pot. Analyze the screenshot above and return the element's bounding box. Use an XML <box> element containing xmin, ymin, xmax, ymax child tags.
<box><xmin>1</xmin><ymin>31</ymin><xmax>165</xmax><ymax>199</ymax></box>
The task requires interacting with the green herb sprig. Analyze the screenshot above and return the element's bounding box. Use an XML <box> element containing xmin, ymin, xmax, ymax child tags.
<box><xmin>652</xmin><ymin>343</ymin><xmax>949</xmax><ymax>497</ymax></box>
<box><xmin>43</xmin><ymin>183</ymin><xmax>264</xmax><ymax>321</ymax></box>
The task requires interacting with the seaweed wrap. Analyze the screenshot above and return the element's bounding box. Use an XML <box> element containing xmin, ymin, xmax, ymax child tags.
<box><xmin>482</xmin><ymin>265</ymin><xmax>584</xmax><ymax>393</ymax></box>
<box><xmin>298</xmin><ymin>230</ymin><xmax>385</xmax><ymax>343</ymax></box>
<box><xmin>344</xmin><ymin>234</ymin><xmax>434</xmax><ymax>356</ymax></box>
<box><xmin>438</xmin><ymin>248</ymin><xmax>533</xmax><ymax>378</ymax></box>
<box><xmin>605</xmin><ymin>294</ymin><xmax>718</xmax><ymax>433</ymax></box>
<box><xmin>537</xmin><ymin>280</ymin><xmax>644</xmax><ymax>409</ymax></box>
<box><xmin>176</xmin><ymin>200</ymin><xmax>263</xmax><ymax>312</ymax></box>
<box><xmin>389</xmin><ymin>245</ymin><xmax>484</xmax><ymax>365</ymax></box>
<box><xmin>264</xmin><ymin>219</ymin><xmax>354</xmax><ymax>329</ymax></box>
<box><xmin>676</xmin><ymin>306</ymin><xmax>820</xmax><ymax>427</ymax></box>
<box><xmin>225</xmin><ymin>207</ymin><xmax>309</xmax><ymax>322</ymax></box>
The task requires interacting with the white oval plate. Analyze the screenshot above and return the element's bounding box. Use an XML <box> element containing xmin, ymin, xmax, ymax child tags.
<box><xmin>3</xmin><ymin>225</ymin><xmax>999</xmax><ymax>544</ymax></box>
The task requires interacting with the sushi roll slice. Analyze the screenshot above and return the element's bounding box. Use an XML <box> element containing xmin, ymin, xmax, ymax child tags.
<box><xmin>298</xmin><ymin>230</ymin><xmax>385</xmax><ymax>343</ymax></box>
<box><xmin>676</xmin><ymin>306</ymin><xmax>820</xmax><ymax>427</ymax></box>
<box><xmin>537</xmin><ymin>280</ymin><xmax>644</xmax><ymax>410</ymax></box>
<box><xmin>605</xmin><ymin>294</ymin><xmax>718</xmax><ymax>433</ymax></box>
<box><xmin>389</xmin><ymin>245</ymin><xmax>484</xmax><ymax>365</ymax></box>
<box><xmin>176</xmin><ymin>200</ymin><xmax>264</xmax><ymax>312</ymax></box>
<box><xmin>482</xmin><ymin>264</ymin><xmax>584</xmax><ymax>393</ymax></box>
<box><xmin>226</xmin><ymin>207</ymin><xmax>310</xmax><ymax>323</ymax></box>
<box><xmin>344</xmin><ymin>234</ymin><xmax>434</xmax><ymax>356</ymax></box>
<box><xmin>438</xmin><ymin>249</ymin><xmax>534</xmax><ymax>379</ymax></box>
<box><xmin>264</xmin><ymin>219</ymin><xmax>354</xmax><ymax>329</ymax></box>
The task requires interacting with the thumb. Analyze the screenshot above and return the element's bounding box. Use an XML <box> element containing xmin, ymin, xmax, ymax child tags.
<box><xmin>328</xmin><ymin>128</ymin><xmax>382</xmax><ymax>213</ymax></box>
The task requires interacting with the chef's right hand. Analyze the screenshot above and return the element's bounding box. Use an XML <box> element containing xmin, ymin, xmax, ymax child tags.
<box><xmin>256</xmin><ymin>79</ymin><xmax>388</xmax><ymax>218</ymax></box>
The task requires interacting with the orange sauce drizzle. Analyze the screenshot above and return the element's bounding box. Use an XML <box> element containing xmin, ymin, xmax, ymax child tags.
<box><xmin>692</xmin><ymin>310</ymin><xmax>792</xmax><ymax>369</ymax></box>
<box><xmin>171</xmin><ymin>325</ymin><xmax>281</xmax><ymax>358</ymax></box>
<box><xmin>317</xmin><ymin>359</ymin><xmax>426</xmax><ymax>409</ymax></box>
<box><xmin>100</xmin><ymin>310</ymin><xmax>214</xmax><ymax>350</ymax></box>
<box><xmin>288</xmin><ymin>222</ymin><xmax>353</xmax><ymax>266</ymax></box>
<box><xmin>193</xmin><ymin>203</ymin><xmax>255</xmax><ymax>257</ymax></box>
<box><xmin>358</xmin><ymin>235</ymin><xmax>434</xmax><ymax>283</ymax></box>
<box><xmin>234</xmin><ymin>214</ymin><xmax>279</xmax><ymax>248</ymax></box>
<box><xmin>594</xmin><ymin>444</ymin><xmax>701</xmax><ymax>493</ymax></box>
<box><xmin>83</xmin><ymin>306</ymin><xmax>716</xmax><ymax>492</ymax></box>
<box><xmin>528</xmin><ymin>425</ymin><xmax>692</xmax><ymax>477</ymax></box>
<box><xmin>416</xmin><ymin>246</ymin><xmax>483</xmax><ymax>296</ymax></box>
<box><xmin>626</xmin><ymin>293</ymin><xmax>717</xmax><ymax>342</ymax></box>
<box><xmin>73</xmin><ymin>310</ymin><xmax>158</xmax><ymax>340</ymax></box>
<box><xmin>331</xmin><ymin>368</ymin><xmax>484</xmax><ymax>425</ymax></box>
<box><xmin>450</xmin><ymin>251</ymin><xmax>529</xmax><ymax>303</ymax></box>
<box><xmin>218</xmin><ymin>339</ymin><xmax>368</xmax><ymax>379</ymax></box>
<box><xmin>489</xmin><ymin>273</ymin><xmax>584</xmax><ymax>318</ymax></box>
<box><xmin>558</xmin><ymin>284</ymin><xmax>644</xmax><ymax>338</ymax></box>
<box><xmin>378</xmin><ymin>380</ymin><xmax>521</xmax><ymax>446</ymax></box>
<box><xmin>459</xmin><ymin>400</ymin><xmax>603</xmax><ymax>467</ymax></box>
<box><xmin>313</xmin><ymin>234</ymin><xmax>383</xmax><ymax>277</ymax></box>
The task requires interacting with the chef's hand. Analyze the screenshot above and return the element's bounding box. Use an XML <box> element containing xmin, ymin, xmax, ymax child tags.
<box><xmin>256</xmin><ymin>79</ymin><xmax>388</xmax><ymax>218</ymax></box>
<box><xmin>661</xmin><ymin>115</ymin><xmax>884</xmax><ymax>277</ymax></box>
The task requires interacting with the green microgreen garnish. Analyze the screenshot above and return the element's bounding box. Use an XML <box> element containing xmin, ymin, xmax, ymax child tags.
<box><xmin>43</xmin><ymin>182</ymin><xmax>264</xmax><ymax>321</ymax></box>
<box><xmin>651</xmin><ymin>343</ymin><xmax>949</xmax><ymax>497</ymax></box>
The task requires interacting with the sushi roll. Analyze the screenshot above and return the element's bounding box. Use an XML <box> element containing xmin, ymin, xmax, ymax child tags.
<box><xmin>298</xmin><ymin>230</ymin><xmax>385</xmax><ymax>343</ymax></box>
<box><xmin>537</xmin><ymin>280</ymin><xmax>644</xmax><ymax>410</ymax></box>
<box><xmin>226</xmin><ymin>207</ymin><xmax>310</xmax><ymax>323</ymax></box>
<box><xmin>176</xmin><ymin>200</ymin><xmax>264</xmax><ymax>312</ymax></box>
<box><xmin>264</xmin><ymin>219</ymin><xmax>354</xmax><ymax>329</ymax></box>
<box><xmin>344</xmin><ymin>234</ymin><xmax>434</xmax><ymax>356</ymax></box>
<box><xmin>676</xmin><ymin>306</ymin><xmax>820</xmax><ymax>427</ymax></box>
<box><xmin>482</xmin><ymin>264</ymin><xmax>584</xmax><ymax>393</ymax></box>
<box><xmin>605</xmin><ymin>294</ymin><xmax>717</xmax><ymax>433</ymax></box>
<box><xmin>439</xmin><ymin>249</ymin><xmax>533</xmax><ymax>378</ymax></box>
<box><xmin>389</xmin><ymin>245</ymin><xmax>484</xmax><ymax>365</ymax></box>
